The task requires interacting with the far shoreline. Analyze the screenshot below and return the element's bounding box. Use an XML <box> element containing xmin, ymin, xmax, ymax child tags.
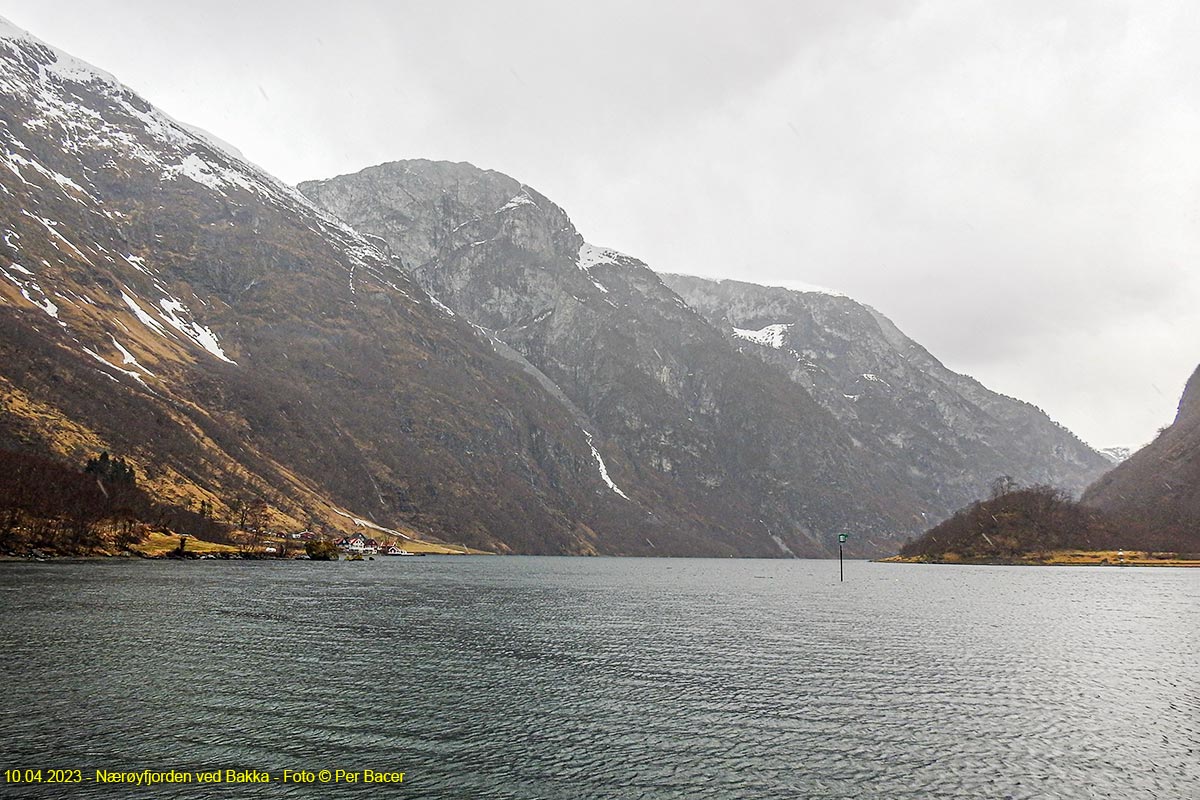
<box><xmin>5</xmin><ymin>549</ymin><xmax>1199</xmax><ymax>567</ymax></box>
<box><xmin>879</xmin><ymin>550</ymin><xmax>1200</xmax><ymax>568</ymax></box>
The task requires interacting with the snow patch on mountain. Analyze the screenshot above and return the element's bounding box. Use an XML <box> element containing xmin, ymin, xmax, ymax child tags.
<box><xmin>121</xmin><ymin>253</ymin><xmax>150</xmax><ymax>274</ymax></box>
<box><xmin>584</xmin><ymin>430</ymin><xmax>630</xmax><ymax>500</ymax></box>
<box><xmin>179</xmin><ymin>122</ymin><xmax>246</xmax><ymax>162</ymax></box>
<box><xmin>157</xmin><ymin>298</ymin><xmax>236</xmax><ymax>364</ymax></box>
<box><xmin>331</xmin><ymin>508</ymin><xmax>415</xmax><ymax>541</ymax></box>
<box><xmin>82</xmin><ymin>345</ymin><xmax>152</xmax><ymax>390</ymax></box>
<box><xmin>120</xmin><ymin>291</ymin><xmax>170</xmax><ymax>337</ymax></box>
<box><xmin>733</xmin><ymin>323</ymin><xmax>793</xmax><ymax>349</ymax></box>
<box><xmin>496</xmin><ymin>191</ymin><xmax>538</xmax><ymax>213</ymax></box>
<box><xmin>578</xmin><ymin>242</ymin><xmax>633</xmax><ymax>271</ymax></box>
<box><xmin>20</xmin><ymin>210</ymin><xmax>94</xmax><ymax>265</ymax></box>
<box><xmin>163</xmin><ymin>152</ymin><xmax>255</xmax><ymax>195</ymax></box>
<box><xmin>775</xmin><ymin>278</ymin><xmax>846</xmax><ymax>297</ymax></box>
<box><xmin>1</xmin><ymin>261</ymin><xmax>61</xmax><ymax>322</ymax></box>
<box><xmin>117</xmin><ymin>289</ymin><xmax>234</xmax><ymax>363</ymax></box>
<box><xmin>109</xmin><ymin>334</ymin><xmax>154</xmax><ymax>375</ymax></box>
<box><xmin>2</xmin><ymin>145</ymin><xmax>94</xmax><ymax>203</ymax></box>
<box><xmin>578</xmin><ymin>243</ymin><xmax>637</xmax><ymax>294</ymax></box>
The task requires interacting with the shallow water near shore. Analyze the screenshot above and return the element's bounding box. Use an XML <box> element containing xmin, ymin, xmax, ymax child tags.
<box><xmin>1</xmin><ymin>557</ymin><xmax>1197</xmax><ymax>798</ymax></box>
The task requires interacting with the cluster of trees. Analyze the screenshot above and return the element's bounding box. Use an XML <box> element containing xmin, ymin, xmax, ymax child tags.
<box><xmin>900</xmin><ymin>485</ymin><xmax>1104</xmax><ymax>560</ymax></box>
<box><xmin>0</xmin><ymin>449</ymin><xmax>231</xmax><ymax>555</ymax></box>
<box><xmin>901</xmin><ymin>478</ymin><xmax>1198</xmax><ymax>560</ymax></box>
<box><xmin>84</xmin><ymin>451</ymin><xmax>136</xmax><ymax>486</ymax></box>
<box><xmin>0</xmin><ymin>450</ymin><xmax>130</xmax><ymax>553</ymax></box>
<box><xmin>228</xmin><ymin>496</ymin><xmax>271</xmax><ymax>553</ymax></box>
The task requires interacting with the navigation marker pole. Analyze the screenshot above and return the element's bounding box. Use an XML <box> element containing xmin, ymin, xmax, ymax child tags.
<box><xmin>838</xmin><ymin>533</ymin><xmax>848</xmax><ymax>582</ymax></box>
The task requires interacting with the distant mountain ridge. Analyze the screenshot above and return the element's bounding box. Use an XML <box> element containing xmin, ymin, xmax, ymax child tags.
<box><xmin>661</xmin><ymin>275</ymin><xmax>1110</xmax><ymax>513</ymax></box>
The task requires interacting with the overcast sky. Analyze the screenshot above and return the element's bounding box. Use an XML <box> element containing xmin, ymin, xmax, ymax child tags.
<box><xmin>6</xmin><ymin>0</ymin><xmax>1197</xmax><ymax>450</ymax></box>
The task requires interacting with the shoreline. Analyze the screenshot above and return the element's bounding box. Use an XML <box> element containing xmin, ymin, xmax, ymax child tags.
<box><xmin>0</xmin><ymin>531</ymin><xmax>481</xmax><ymax>561</ymax></box>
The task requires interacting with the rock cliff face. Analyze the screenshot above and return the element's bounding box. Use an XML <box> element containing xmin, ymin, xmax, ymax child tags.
<box><xmin>661</xmin><ymin>276</ymin><xmax>1110</xmax><ymax>518</ymax></box>
<box><xmin>1083</xmin><ymin>364</ymin><xmax>1200</xmax><ymax>535</ymax></box>
<box><xmin>301</xmin><ymin>162</ymin><xmax>939</xmax><ymax>556</ymax></box>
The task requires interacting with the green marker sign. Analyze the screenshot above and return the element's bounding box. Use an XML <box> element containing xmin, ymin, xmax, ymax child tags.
<box><xmin>838</xmin><ymin>533</ymin><xmax>848</xmax><ymax>543</ymax></box>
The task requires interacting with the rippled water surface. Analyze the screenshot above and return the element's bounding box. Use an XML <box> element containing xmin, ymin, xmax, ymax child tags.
<box><xmin>1</xmin><ymin>558</ymin><xmax>1197</xmax><ymax>798</ymax></box>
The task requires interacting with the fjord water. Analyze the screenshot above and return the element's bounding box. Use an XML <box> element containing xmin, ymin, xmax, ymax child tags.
<box><xmin>1</xmin><ymin>559</ymin><xmax>1196</xmax><ymax>799</ymax></box>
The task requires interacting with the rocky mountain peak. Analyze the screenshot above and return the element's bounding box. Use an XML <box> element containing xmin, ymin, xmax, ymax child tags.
<box><xmin>300</xmin><ymin>160</ymin><xmax>583</xmax><ymax>277</ymax></box>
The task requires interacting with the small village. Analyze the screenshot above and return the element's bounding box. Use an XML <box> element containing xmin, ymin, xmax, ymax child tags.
<box><xmin>256</xmin><ymin>530</ymin><xmax>424</xmax><ymax>559</ymax></box>
<box><xmin>330</xmin><ymin>532</ymin><xmax>419</xmax><ymax>557</ymax></box>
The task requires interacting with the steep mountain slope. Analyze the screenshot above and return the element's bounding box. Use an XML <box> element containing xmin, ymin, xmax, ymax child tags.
<box><xmin>301</xmin><ymin>161</ymin><xmax>945</xmax><ymax>556</ymax></box>
<box><xmin>661</xmin><ymin>276</ymin><xmax>1109</xmax><ymax>517</ymax></box>
<box><xmin>1083</xmin><ymin>363</ymin><xmax>1200</xmax><ymax>538</ymax></box>
<box><xmin>0</xmin><ymin>18</ymin><xmax>657</xmax><ymax>554</ymax></box>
